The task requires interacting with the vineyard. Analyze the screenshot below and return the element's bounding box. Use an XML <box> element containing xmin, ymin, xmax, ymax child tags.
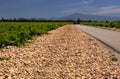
<box><xmin>80</xmin><ymin>21</ymin><xmax>120</xmax><ymax>29</ymax></box>
<box><xmin>0</xmin><ymin>22</ymin><xmax>70</xmax><ymax>48</ymax></box>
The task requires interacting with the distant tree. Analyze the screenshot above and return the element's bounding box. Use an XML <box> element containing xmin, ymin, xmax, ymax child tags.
<box><xmin>88</xmin><ymin>19</ymin><xmax>91</xmax><ymax>22</ymax></box>
<box><xmin>106</xmin><ymin>21</ymin><xmax>108</xmax><ymax>23</ymax></box>
<box><xmin>13</xmin><ymin>18</ymin><xmax>16</xmax><ymax>22</ymax></box>
<box><xmin>1</xmin><ymin>18</ymin><xmax>5</xmax><ymax>22</ymax></box>
<box><xmin>77</xmin><ymin>19</ymin><xmax>80</xmax><ymax>24</ymax></box>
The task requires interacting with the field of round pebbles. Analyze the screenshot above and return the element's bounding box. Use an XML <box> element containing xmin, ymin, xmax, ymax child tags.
<box><xmin>0</xmin><ymin>25</ymin><xmax>120</xmax><ymax>79</ymax></box>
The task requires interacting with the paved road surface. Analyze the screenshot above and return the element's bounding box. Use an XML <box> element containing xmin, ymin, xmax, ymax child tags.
<box><xmin>76</xmin><ymin>25</ymin><xmax>120</xmax><ymax>53</ymax></box>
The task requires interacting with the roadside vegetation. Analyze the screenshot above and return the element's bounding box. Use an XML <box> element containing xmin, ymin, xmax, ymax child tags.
<box><xmin>0</xmin><ymin>57</ymin><xmax>9</xmax><ymax>61</ymax></box>
<box><xmin>111</xmin><ymin>56</ymin><xmax>118</xmax><ymax>61</ymax></box>
<box><xmin>79</xmin><ymin>21</ymin><xmax>120</xmax><ymax>29</ymax></box>
<box><xmin>0</xmin><ymin>22</ymin><xmax>71</xmax><ymax>48</ymax></box>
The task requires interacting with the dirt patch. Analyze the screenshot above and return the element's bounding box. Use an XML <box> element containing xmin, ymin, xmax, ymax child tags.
<box><xmin>0</xmin><ymin>25</ymin><xmax>120</xmax><ymax>79</ymax></box>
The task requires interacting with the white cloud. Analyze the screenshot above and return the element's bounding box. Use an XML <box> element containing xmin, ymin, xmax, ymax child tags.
<box><xmin>60</xmin><ymin>1</ymin><xmax>120</xmax><ymax>17</ymax></box>
<box><xmin>82</xmin><ymin>1</ymin><xmax>89</xmax><ymax>5</ymax></box>
<box><xmin>63</xmin><ymin>0</ymin><xmax>93</xmax><ymax>7</ymax></box>
<box><xmin>82</xmin><ymin>0</ymin><xmax>93</xmax><ymax>5</ymax></box>
<box><xmin>94</xmin><ymin>6</ymin><xmax>120</xmax><ymax>15</ymax></box>
<box><xmin>62</xmin><ymin>8</ymin><xmax>80</xmax><ymax>14</ymax></box>
<box><xmin>60</xmin><ymin>0</ymin><xmax>94</xmax><ymax>14</ymax></box>
<box><xmin>61</xmin><ymin>5</ymin><xmax>95</xmax><ymax>14</ymax></box>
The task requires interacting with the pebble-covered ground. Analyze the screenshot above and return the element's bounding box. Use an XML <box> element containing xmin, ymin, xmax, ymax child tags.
<box><xmin>0</xmin><ymin>25</ymin><xmax>120</xmax><ymax>79</ymax></box>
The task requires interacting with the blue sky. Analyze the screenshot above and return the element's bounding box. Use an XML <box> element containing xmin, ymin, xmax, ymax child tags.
<box><xmin>0</xmin><ymin>0</ymin><xmax>120</xmax><ymax>18</ymax></box>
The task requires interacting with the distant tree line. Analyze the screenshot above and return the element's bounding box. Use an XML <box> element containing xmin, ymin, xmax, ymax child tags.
<box><xmin>0</xmin><ymin>18</ymin><xmax>74</xmax><ymax>22</ymax></box>
<box><xmin>0</xmin><ymin>18</ymin><xmax>120</xmax><ymax>22</ymax></box>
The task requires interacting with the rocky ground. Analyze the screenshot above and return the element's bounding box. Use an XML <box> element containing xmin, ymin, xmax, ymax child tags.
<box><xmin>0</xmin><ymin>25</ymin><xmax>120</xmax><ymax>79</ymax></box>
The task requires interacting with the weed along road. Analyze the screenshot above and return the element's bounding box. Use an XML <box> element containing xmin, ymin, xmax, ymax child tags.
<box><xmin>76</xmin><ymin>25</ymin><xmax>120</xmax><ymax>53</ymax></box>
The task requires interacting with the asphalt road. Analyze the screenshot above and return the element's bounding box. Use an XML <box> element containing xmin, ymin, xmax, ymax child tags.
<box><xmin>76</xmin><ymin>25</ymin><xmax>120</xmax><ymax>53</ymax></box>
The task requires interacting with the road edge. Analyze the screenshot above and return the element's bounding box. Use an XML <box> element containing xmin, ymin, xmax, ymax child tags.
<box><xmin>75</xmin><ymin>24</ymin><xmax>120</xmax><ymax>60</ymax></box>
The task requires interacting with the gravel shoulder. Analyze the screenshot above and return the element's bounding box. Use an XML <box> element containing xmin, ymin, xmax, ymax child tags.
<box><xmin>0</xmin><ymin>25</ymin><xmax>120</xmax><ymax>79</ymax></box>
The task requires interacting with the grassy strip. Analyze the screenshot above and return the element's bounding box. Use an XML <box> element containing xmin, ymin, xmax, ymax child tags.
<box><xmin>0</xmin><ymin>57</ymin><xmax>9</xmax><ymax>61</ymax></box>
<box><xmin>80</xmin><ymin>22</ymin><xmax>120</xmax><ymax>29</ymax></box>
<box><xmin>111</xmin><ymin>56</ymin><xmax>118</xmax><ymax>61</ymax></box>
<box><xmin>0</xmin><ymin>22</ymin><xmax>71</xmax><ymax>48</ymax></box>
